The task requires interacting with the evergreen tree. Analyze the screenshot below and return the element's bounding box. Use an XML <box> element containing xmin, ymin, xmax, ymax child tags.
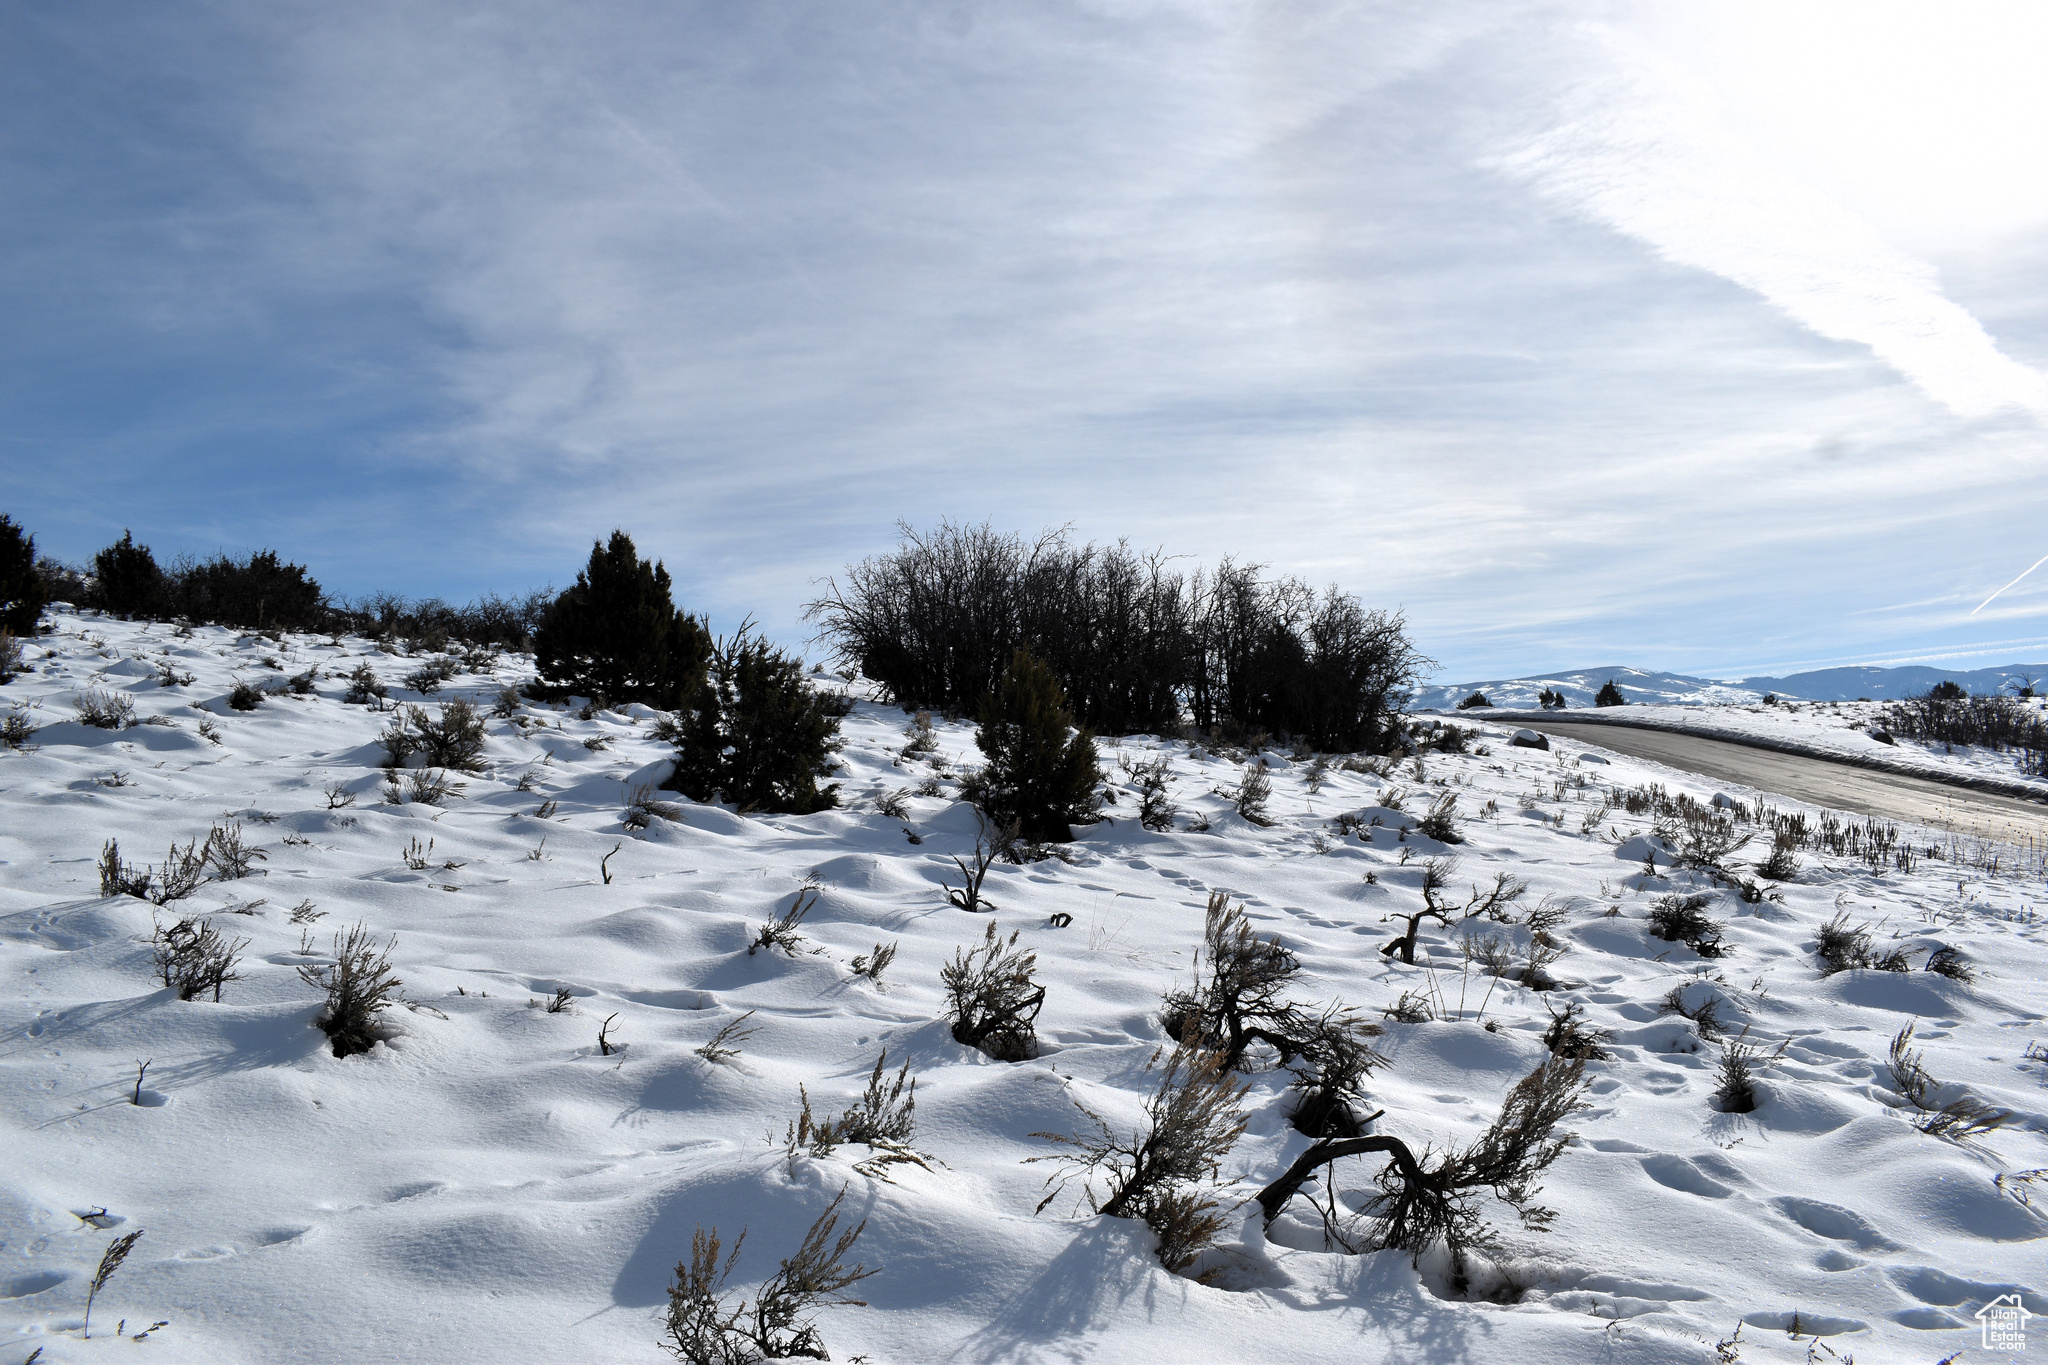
<box><xmin>665</xmin><ymin>626</ymin><xmax>841</xmax><ymax>814</ymax></box>
<box><xmin>92</xmin><ymin>531</ymin><xmax>165</xmax><ymax>618</ymax></box>
<box><xmin>970</xmin><ymin>647</ymin><xmax>1102</xmax><ymax>842</ymax></box>
<box><xmin>533</xmin><ymin>531</ymin><xmax>710</xmax><ymax>709</ymax></box>
<box><xmin>0</xmin><ymin>515</ymin><xmax>48</xmax><ymax>636</ymax></box>
<box><xmin>1593</xmin><ymin>680</ymin><xmax>1627</xmax><ymax>707</ymax></box>
<box><xmin>177</xmin><ymin>550</ymin><xmax>324</xmax><ymax>629</ymax></box>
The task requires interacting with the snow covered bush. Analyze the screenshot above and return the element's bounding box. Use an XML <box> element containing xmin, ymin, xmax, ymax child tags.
<box><xmin>0</xmin><ymin>705</ymin><xmax>32</xmax><ymax>747</ymax></box>
<box><xmin>661</xmin><ymin>1190</ymin><xmax>877</xmax><ymax>1365</ymax></box>
<box><xmin>1118</xmin><ymin>752</ymin><xmax>1177</xmax><ymax>831</ymax></box>
<box><xmin>962</xmin><ymin>647</ymin><xmax>1100</xmax><ymax>843</ymax></box>
<box><xmin>1416</xmin><ymin>791</ymin><xmax>1462</xmax><ymax>843</ymax></box>
<box><xmin>74</xmin><ymin>687</ymin><xmax>136</xmax><ymax>729</ymax></box>
<box><xmin>1646</xmin><ymin>892</ymin><xmax>1726</xmax><ymax>958</ymax></box>
<box><xmin>749</xmin><ymin>888</ymin><xmax>816</xmax><ymax>957</ymax></box>
<box><xmin>0</xmin><ymin>629</ymin><xmax>20</xmax><ymax>684</ymax></box>
<box><xmin>402</xmin><ymin>657</ymin><xmax>459</xmax><ymax>694</ymax></box>
<box><xmin>152</xmin><ymin>913</ymin><xmax>248</xmax><ymax>1002</ymax></box>
<box><xmin>343</xmin><ymin>662</ymin><xmax>389</xmax><ymax>707</ymax></box>
<box><xmin>298</xmin><ymin>923</ymin><xmax>405</xmax><ymax>1057</ymax></box>
<box><xmin>532</xmin><ymin>530</ymin><xmax>711</xmax><ymax>710</ymax></box>
<box><xmin>202</xmin><ymin>820</ymin><xmax>266</xmax><ymax>879</ymax></box>
<box><xmin>408</xmin><ymin>699</ymin><xmax>488</xmax><ymax>772</ymax></box>
<box><xmin>1160</xmin><ymin>893</ymin><xmax>1384</xmax><ymax>1135</ymax></box>
<box><xmin>1815</xmin><ymin>910</ymin><xmax>1908</xmax><ymax>975</ymax></box>
<box><xmin>941</xmin><ymin>921</ymin><xmax>1044</xmax><ymax>1061</ymax></box>
<box><xmin>1889</xmin><ymin>1022</ymin><xmax>2013</xmax><ymax>1140</ymax></box>
<box><xmin>227</xmin><ymin>678</ymin><xmax>265</xmax><ymax>711</ymax></box>
<box><xmin>1254</xmin><ymin>1056</ymin><xmax>1589</xmax><ymax>1294</ymax></box>
<box><xmin>667</xmin><ymin>627</ymin><xmax>841</xmax><ymax>815</ymax></box>
<box><xmin>1229</xmin><ymin>760</ymin><xmax>1273</xmax><ymax>825</ymax></box>
<box><xmin>1031</xmin><ymin>1042</ymin><xmax>1249</xmax><ymax>1276</ymax></box>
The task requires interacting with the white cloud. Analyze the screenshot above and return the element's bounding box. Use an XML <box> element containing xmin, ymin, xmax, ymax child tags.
<box><xmin>1490</xmin><ymin>21</ymin><xmax>2048</xmax><ymax>420</ymax></box>
<box><xmin>8</xmin><ymin>1</ymin><xmax>2048</xmax><ymax>677</ymax></box>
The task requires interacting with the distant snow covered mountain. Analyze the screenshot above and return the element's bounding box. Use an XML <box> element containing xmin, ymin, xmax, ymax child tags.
<box><xmin>1413</xmin><ymin>661</ymin><xmax>2048</xmax><ymax>710</ymax></box>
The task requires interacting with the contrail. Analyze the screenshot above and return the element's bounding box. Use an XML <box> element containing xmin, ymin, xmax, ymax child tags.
<box><xmin>1970</xmin><ymin>551</ymin><xmax>2048</xmax><ymax>615</ymax></box>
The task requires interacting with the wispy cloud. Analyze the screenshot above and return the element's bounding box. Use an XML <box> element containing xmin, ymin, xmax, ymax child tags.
<box><xmin>1491</xmin><ymin>21</ymin><xmax>2048</xmax><ymax>421</ymax></box>
<box><xmin>2</xmin><ymin>1</ymin><xmax>2045</xmax><ymax>678</ymax></box>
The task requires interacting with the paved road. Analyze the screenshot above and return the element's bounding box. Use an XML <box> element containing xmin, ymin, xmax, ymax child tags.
<box><xmin>1522</xmin><ymin>719</ymin><xmax>2048</xmax><ymax>846</ymax></box>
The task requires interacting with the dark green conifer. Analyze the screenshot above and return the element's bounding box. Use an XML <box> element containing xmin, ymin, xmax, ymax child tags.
<box><xmin>665</xmin><ymin>626</ymin><xmax>841</xmax><ymax>814</ymax></box>
<box><xmin>1594</xmin><ymin>680</ymin><xmax>1626</xmax><ymax>707</ymax></box>
<box><xmin>0</xmin><ymin>515</ymin><xmax>48</xmax><ymax>635</ymax></box>
<box><xmin>532</xmin><ymin>531</ymin><xmax>710</xmax><ymax>709</ymax></box>
<box><xmin>92</xmin><ymin>531</ymin><xmax>165</xmax><ymax>618</ymax></box>
<box><xmin>970</xmin><ymin>647</ymin><xmax>1102</xmax><ymax>842</ymax></box>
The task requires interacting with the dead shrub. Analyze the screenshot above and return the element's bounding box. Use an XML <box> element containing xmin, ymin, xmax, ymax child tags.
<box><xmin>297</xmin><ymin>922</ymin><xmax>404</xmax><ymax>1057</ymax></box>
<box><xmin>661</xmin><ymin>1190</ymin><xmax>876</xmax><ymax>1365</ymax></box>
<box><xmin>153</xmin><ymin>914</ymin><xmax>248</xmax><ymax>1001</ymax></box>
<box><xmin>1465</xmin><ymin>933</ymin><xmax>1515</xmax><ymax>979</ymax></box>
<box><xmin>1255</xmin><ymin>1057</ymin><xmax>1589</xmax><ymax>1294</ymax></box>
<box><xmin>750</xmin><ymin>888</ymin><xmax>817</xmax><ymax>957</ymax></box>
<box><xmin>1924</xmin><ymin>945</ymin><xmax>1975</xmax><ymax>983</ymax></box>
<box><xmin>1031</xmin><ymin>1043</ymin><xmax>1249</xmax><ymax>1276</ymax></box>
<box><xmin>203</xmin><ymin>821</ymin><xmax>266</xmax><ymax>880</ymax></box>
<box><xmin>941</xmin><ymin>921</ymin><xmax>1044</xmax><ymax>1061</ymax></box>
<box><xmin>1416</xmin><ymin>792</ymin><xmax>1462</xmax><ymax>844</ymax></box>
<box><xmin>1541</xmin><ymin>999</ymin><xmax>1609</xmax><ymax>1060</ymax></box>
<box><xmin>1889</xmin><ymin>1022</ymin><xmax>2013</xmax><ymax>1141</ymax></box>
<box><xmin>76</xmin><ymin>688</ymin><xmax>137</xmax><ymax>729</ymax></box>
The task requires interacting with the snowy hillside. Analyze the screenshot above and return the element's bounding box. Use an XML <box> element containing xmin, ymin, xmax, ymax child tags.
<box><xmin>1416</xmin><ymin>662</ymin><xmax>2048</xmax><ymax>711</ymax></box>
<box><xmin>1412</xmin><ymin>668</ymin><xmax>1764</xmax><ymax>712</ymax></box>
<box><xmin>3</xmin><ymin>612</ymin><xmax>2046</xmax><ymax>1364</ymax></box>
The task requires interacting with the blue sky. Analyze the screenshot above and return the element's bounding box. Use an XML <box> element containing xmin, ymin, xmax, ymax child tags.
<box><xmin>6</xmin><ymin>1</ymin><xmax>2048</xmax><ymax>683</ymax></box>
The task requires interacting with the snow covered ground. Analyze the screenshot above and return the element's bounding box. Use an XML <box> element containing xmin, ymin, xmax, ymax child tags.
<box><xmin>3</xmin><ymin>612</ymin><xmax>2046</xmax><ymax>1364</ymax></box>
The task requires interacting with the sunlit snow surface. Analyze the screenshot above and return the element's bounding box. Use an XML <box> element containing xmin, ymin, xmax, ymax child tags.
<box><xmin>2</xmin><ymin>612</ymin><xmax>2044</xmax><ymax>1364</ymax></box>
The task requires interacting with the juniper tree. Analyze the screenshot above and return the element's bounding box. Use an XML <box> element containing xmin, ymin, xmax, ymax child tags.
<box><xmin>0</xmin><ymin>514</ymin><xmax>46</xmax><ymax>635</ymax></box>
<box><xmin>665</xmin><ymin>626</ymin><xmax>841</xmax><ymax>814</ymax></box>
<box><xmin>533</xmin><ymin>530</ymin><xmax>712</xmax><ymax>710</ymax></box>
<box><xmin>92</xmin><ymin>531</ymin><xmax>166</xmax><ymax>618</ymax></box>
<box><xmin>967</xmin><ymin>647</ymin><xmax>1101</xmax><ymax>842</ymax></box>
